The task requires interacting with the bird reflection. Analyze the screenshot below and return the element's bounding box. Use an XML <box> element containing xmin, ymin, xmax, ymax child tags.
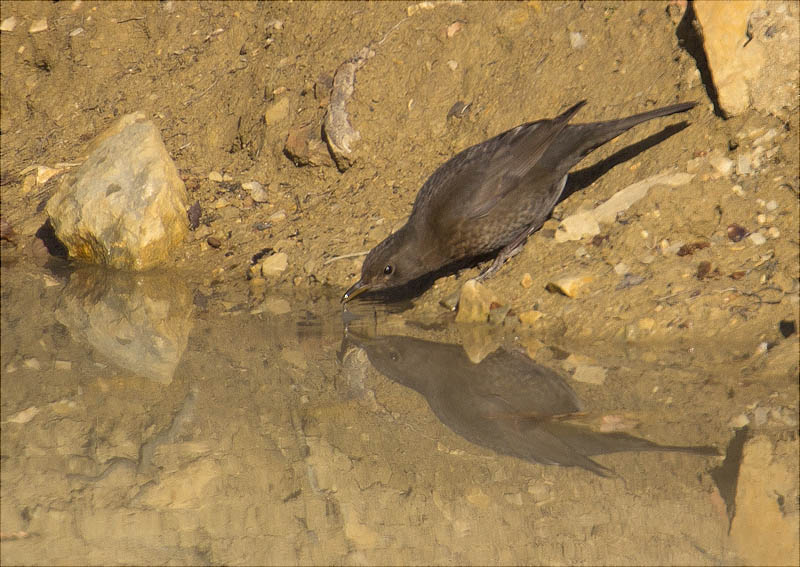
<box><xmin>346</xmin><ymin>332</ymin><xmax>716</xmax><ymax>476</ymax></box>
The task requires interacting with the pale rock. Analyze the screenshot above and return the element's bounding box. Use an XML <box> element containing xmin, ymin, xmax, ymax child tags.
<box><xmin>730</xmin><ymin>436</ymin><xmax>799</xmax><ymax>564</ymax></box>
<box><xmin>29</xmin><ymin>18</ymin><xmax>48</xmax><ymax>33</ymax></box>
<box><xmin>765</xmin><ymin>199</ymin><xmax>778</xmax><ymax>211</ymax></box>
<box><xmin>545</xmin><ymin>274</ymin><xmax>593</xmax><ymax>298</ymax></box>
<box><xmin>268</xmin><ymin>210</ymin><xmax>287</xmax><ymax>223</ymax></box>
<box><xmin>730</xmin><ymin>414</ymin><xmax>750</xmax><ymax>428</ymax></box>
<box><xmin>572</xmin><ymin>364</ymin><xmax>607</xmax><ymax>385</ymax></box>
<box><xmin>459</xmin><ymin>324</ymin><xmax>500</xmax><ymax>364</ymax></box>
<box><xmin>694</xmin><ymin>1</ymin><xmax>764</xmax><ymax>115</ymax></box>
<box><xmin>556</xmin><ymin>171</ymin><xmax>694</xmax><ymax>241</ymax></box>
<box><xmin>54</xmin><ymin>268</ymin><xmax>192</xmax><ymax>384</ymax></box>
<box><xmin>518</xmin><ymin>310</ymin><xmax>543</xmax><ymax>325</ymax></box>
<box><xmin>709</xmin><ymin>154</ymin><xmax>734</xmax><ymax>176</ymax></box>
<box><xmin>613</xmin><ymin>262</ymin><xmax>629</xmax><ymax>275</ymax></box>
<box><xmin>591</xmin><ymin>171</ymin><xmax>694</xmax><ymax>225</ymax></box>
<box><xmin>748</xmin><ymin>232</ymin><xmax>767</xmax><ymax>246</ymax></box>
<box><xmin>23</xmin><ymin>358</ymin><xmax>41</xmax><ymax>370</ymax></box>
<box><xmin>737</xmin><ymin>152</ymin><xmax>753</xmax><ymax>175</ymax></box>
<box><xmin>555</xmin><ymin>212</ymin><xmax>599</xmax><ymax>242</ymax></box>
<box><xmin>242</xmin><ymin>181</ymin><xmax>268</xmax><ymax>202</ymax></box>
<box><xmin>446</xmin><ymin>21</ymin><xmax>462</xmax><ymax>38</ymax></box>
<box><xmin>455</xmin><ymin>279</ymin><xmax>499</xmax><ymax>323</ymax></box>
<box><xmin>569</xmin><ymin>31</ymin><xmax>586</xmax><ymax>49</ymax></box>
<box><xmin>0</xmin><ymin>16</ymin><xmax>18</xmax><ymax>32</ymax></box>
<box><xmin>520</xmin><ymin>272</ymin><xmax>533</xmax><ymax>288</ymax></box>
<box><xmin>208</xmin><ymin>170</ymin><xmax>223</xmax><ymax>182</ymax></box>
<box><xmin>262</xmin><ymin>296</ymin><xmax>291</xmax><ymax>315</ymax></box>
<box><xmin>264</xmin><ymin>96</ymin><xmax>290</xmax><ymax>126</ymax></box>
<box><xmin>638</xmin><ymin>317</ymin><xmax>655</xmax><ymax>331</ymax></box>
<box><xmin>260</xmin><ymin>252</ymin><xmax>288</xmax><ymax>277</ymax></box>
<box><xmin>695</xmin><ymin>2</ymin><xmax>799</xmax><ymax>117</ymax></box>
<box><xmin>46</xmin><ymin>112</ymin><xmax>189</xmax><ymax>270</ymax></box>
<box><xmin>7</xmin><ymin>406</ymin><xmax>39</xmax><ymax>424</ymax></box>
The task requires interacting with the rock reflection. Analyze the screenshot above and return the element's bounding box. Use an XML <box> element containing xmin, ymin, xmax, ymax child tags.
<box><xmin>55</xmin><ymin>267</ymin><xmax>193</xmax><ymax>383</ymax></box>
<box><xmin>347</xmin><ymin>331</ymin><xmax>717</xmax><ymax>476</ymax></box>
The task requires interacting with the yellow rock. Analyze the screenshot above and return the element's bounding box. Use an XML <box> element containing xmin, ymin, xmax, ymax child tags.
<box><xmin>455</xmin><ymin>279</ymin><xmax>499</xmax><ymax>323</ymax></box>
<box><xmin>518</xmin><ymin>310</ymin><xmax>543</xmax><ymax>325</ymax></box>
<box><xmin>545</xmin><ymin>274</ymin><xmax>593</xmax><ymax>298</ymax></box>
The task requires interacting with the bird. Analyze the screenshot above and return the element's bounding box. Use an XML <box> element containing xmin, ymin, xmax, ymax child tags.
<box><xmin>342</xmin><ymin>100</ymin><xmax>696</xmax><ymax>302</ymax></box>
<box><xmin>346</xmin><ymin>331</ymin><xmax>717</xmax><ymax>476</ymax></box>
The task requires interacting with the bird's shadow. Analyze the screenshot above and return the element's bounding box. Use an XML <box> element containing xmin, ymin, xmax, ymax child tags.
<box><xmin>560</xmin><ymin>121</ymin><xmax>690</xmax><ymax>202</ymax></box>
<box><xmin>346</xmin><ymin>121</ymin><xmax>692</xmax><ymax>305</ymax></box>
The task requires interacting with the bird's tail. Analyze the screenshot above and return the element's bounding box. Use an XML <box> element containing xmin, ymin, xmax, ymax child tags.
<box><xmin>572</xmin><ymin>101</ymin><xmax>698</xmax><ymax>157</ymax></box>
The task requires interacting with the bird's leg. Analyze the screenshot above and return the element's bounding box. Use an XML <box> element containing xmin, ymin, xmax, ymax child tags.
<box><xmin>475</xmin><ymin>222</ymin><xmax>539</xmax><ymax>282</ymax></box>
<box><xmin>475</xmin><ymin>175</ymin><xmax>568</xmax><ymax>283</ymax></box>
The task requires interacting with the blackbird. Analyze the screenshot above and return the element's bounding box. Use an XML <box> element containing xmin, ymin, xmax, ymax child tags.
<box><xmin>343</xmin><ymin>100</ymin><xmax>697</xmax><ymax>301</ymax></box>
<box><xmin>347</xmin><ymin>331</ymin><xmax>717</xmax><ymax>476</ymax></box>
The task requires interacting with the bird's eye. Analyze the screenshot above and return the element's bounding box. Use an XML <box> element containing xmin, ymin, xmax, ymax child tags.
<box><xmin>383</xmin><ymin>265</ymin><xmax>393</xmax><ymax>275</ymax></box>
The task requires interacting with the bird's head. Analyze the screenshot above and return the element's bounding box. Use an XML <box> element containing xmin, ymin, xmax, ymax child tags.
<box><xmin>342</xmin><ymin>227</ymin><xmax>429</xmax><ymax>302</ymax></box>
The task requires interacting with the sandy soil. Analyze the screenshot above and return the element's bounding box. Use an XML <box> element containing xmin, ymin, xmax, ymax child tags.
<box><xmin>1</xmin><ymin>1</ymin><xmax>798</xmax><ymax>565</ymax></box>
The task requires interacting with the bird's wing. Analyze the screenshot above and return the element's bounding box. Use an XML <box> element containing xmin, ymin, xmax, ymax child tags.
<box><xmin>423</xmin><ymin>101</ymin><xmax>586</xmax><ymax>231</ymax></box>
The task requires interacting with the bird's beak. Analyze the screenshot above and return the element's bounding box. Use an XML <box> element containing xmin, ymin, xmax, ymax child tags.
<box><xmin>342</xmin><ymin>279</ymin><xmax>370</xmax><ymax>303</ymax></box>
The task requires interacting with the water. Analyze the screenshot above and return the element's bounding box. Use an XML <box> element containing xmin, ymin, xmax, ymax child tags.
<box><xmin>1</xmin><ymin>260</ymin><xmax>797</xmax><ymax>565</ymax></box>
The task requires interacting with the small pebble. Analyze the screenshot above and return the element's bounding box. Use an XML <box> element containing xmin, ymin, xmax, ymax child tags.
<box><xmin>748</xmin><ymin>232</ymin><xmax>767</xmax><ymax>246</ymax></box>
<box><xmin>756</xmin><ymin>213</ymin><xmax>767</xmax><ymax>224</ymax></box>
<box><xmin>765</xmin><ymin>199</ymin><xmax>778</xmax><ymax>211</ymax></box>
<box><xmin>731</xmin><ymin>184</ymin><xmax>745</xmax><ymax>196</ymax></box>
<box><xmin>447</xmin><ymin>60</ymin><xmax>458</xmax><ymax>71</ymax></box>
<box><xmin>518</xmin><ymin>310</ymin><xmax>543</xmax><ymax>325</ymax></box>
<box><xmin>737</xmin><ymin>153</ymin><xmax>752</xmax><ymax>175</ymax></box>
<box><xmin>208</xmin><ymin>171</ymin><xmax>223</xmax><ymax>182</ymax></box>
<box><xmin>54</xmin><ymin>360</ymin><xmax>72</xmax><ymax>371</ymax></box>
<box><xmin>8</xmin><ymin>406</ymin><xmax>39</xmax><ymax>424</ymax></box>
<box><xmin>207</xmin><ymin>236</ymin><xmax>221</xmax><ymax>248</ymax></box>
<box><xmin>29</xmin><ymin>18</ymin><xmax>48</xmax><ymax>33</ymax></box>
<box><xmin>709</xmin><ymin>154</ymin><xmax>733</xmax><ymax>176</ymax></box>
<box><xmin>545</xmin><ymin>274</ymin><xmax>593</xmax><ymax>298</ymax></box>
<box><xmin>268</xmin><ymin>210</ymin><xmax>287</xmax><ymax>223</ymax></box>
<box><xmin>446</xmin><ymin>21</ymin><xmax>462</xmax><ymax>37</ymax></box>
<box><xmin>638</xmin><ymin>318</ymin><xmax>655</xmax><ymax>331</ymax></box>
<box><xmin>730</xmin><ymin>414</ymin><xmax>750</xmax><ymax>428</ymax></box>
<box><xmin>572</xmin><ymin>364</ymin><xmax>606</xmax><ymax>385</ymax></box>
<box><xmin>767</xmin><ymin>227</ymin><xmax>780</xmax><ymax>239</ymax></box>
<box><xmin>242</xmin><ymin>181</ymin><xmax>268</xmax><ymax>203</ymax></box>
<box><xmin>614</xmin><ymin>262</ymin><xmax>628</xmax><ymax>275</ymax></box>
<box><xmin>23</xmin><ymin>358</ymin><xmax>41</xmax><ymax>370</ymax></box>
<box><xmin>0</xmin><ymin>16</ymin><xmax>18</xmax><ymax>32</ymax></box>
<box><xmin>520</xmin><ymin>273</ymin><xmax>533</xmax><ymax>288</ymax></box>
<box><xmin>753</xmin><ymin>407</ymin><xmax>769</xmax><ymax>426</ymax></box>
<box><xmin>260</xmin><ymin>252</ymin><xmax>288</xmax><ymax>277</ymax></box>
<box><xmin>569</xmin><ymin>31</ymin><xmax>586</xmax><ymax>49</ymax></box>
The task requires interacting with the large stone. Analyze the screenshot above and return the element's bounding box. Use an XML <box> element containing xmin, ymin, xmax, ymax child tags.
<box><xmin>694</xmin><ymin>1</ymin><xmax>764</xmax><ymax>116</ymax></box>
<box><xmin>46</xmin><ymin>112</ymin><xmax>189</xmax><ymax>270</ymax></box>
<box><xmin>729</xmin><ymin>435</ymin><xmax>798</xmax><ymax>565</ymax></box>
<box><xmin>55</xmin><ymin>267</ymin><xmax>193</xmax><ymax>384</ymax></box>
<box><xmin>695</xmin><ymin>1</ymin><xmax>798</xmax><ymax>118</ymax></box>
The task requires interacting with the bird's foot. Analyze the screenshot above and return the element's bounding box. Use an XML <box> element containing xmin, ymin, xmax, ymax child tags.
<box><xmin>475</xmin><ymin>238</ymin><xmax>528</xmax><ymax>282</ymax></box>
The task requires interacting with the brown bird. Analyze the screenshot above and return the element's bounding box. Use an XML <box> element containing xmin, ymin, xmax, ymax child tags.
<box><xmin>347</xmin><ymin>331</ymin><xmax>717</xmax><ymax>476</ymax></box>
<box><xmin>343</xmin><ymin>100</ymin><xmax>697</xmax><ymax>301</ymax></box>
